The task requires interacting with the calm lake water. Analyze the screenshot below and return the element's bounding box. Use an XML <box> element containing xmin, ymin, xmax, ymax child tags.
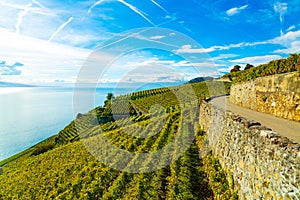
<box><xmin>0</xmin><ymin>87</ymin><xmax>113</xmax><ymax>161</ymax></box>
<box><xmin>0</xmin><ymin>83</ymin><xmax>179</xmax><ymax>161</ymax></box>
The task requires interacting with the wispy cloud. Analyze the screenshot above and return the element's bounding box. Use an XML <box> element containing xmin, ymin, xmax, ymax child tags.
<box><xmin>0</xmin><ymin>1</ymin><xmax>24</xmax><ymax>10</ymax></box>
<box><xmin>15</xmin><ymin>2</ymin><xmax>32</xmax><ymax>34</ymax></box>
<box><xmin>113</xmin><ymin>58</ymin><xmax>215</xmax><ymax>82</ymax></box>
<box><xmin>88</xmin><ymin>0</ymin><xmax>104</xmax><ymax>14</ymax></box>
<box><xmin>213</xmin><ymin>54</ymin><xmax>239</xmax><ymax>60</ymax></box>
<box><xmin>230</xmin><ymin>55</ymin><xmax>282</xmax><ymax>65</ymax></box>
<box><xmin>271</xmin><ymin>29</ymin><xmax>300</xmax><ymax>53</ymax></box>
<box><xmin>0</xmin><ymin>60</ymin><xmax>24</xmax><ymax>75</ymax></box>
<box><xmin>176</xmin><ymin>45</ymin><xmax>214</xmax><ymax>53</ymax></box>
<box><xmin>226</xmin><ymin>5</ymin><xmax>248</xmax><ymax>16</ymax></box>
<box><xmin>48</xmin><ymin>17</ymin><xmax>73</xmax><ymax>42</ymax></box>
<box><xmin>117</xmin><ymin>0</ymin><xmax>155</xmax><ymax>26</ymax></box>
<box><xmin>134</xmin><ymin>34</ymin><xmax>179</xmax><ymax>49</ymax></box>
<box><xmin>59</xmin><ymin>33</ymin><xmax>110</xmax><ymax>48</ymax></box>
<box><xmin>150</xmin><ymin>35</ymin><xmax>165</xmax><ymax>40</ymax></box>
<box><xmin>31</xmin><ymin>0</ymin><xmax>47</xmax><ymax>10</ymax></box>
<box><xmin>271</xmin><ymin>29</ymin><xmax>300</xmax><ymax>45</ymax></box>
<box><xmin>274</xmin><ymin>41</ymin><xmax>300</xmax><ymax>53</ymax></box>
<box><xmin>176</xmin><ymin>28</ymin><xmax>300</xmax><ymax>55</ymax></box>
<box><xmin>286</xmin><ymin>25</ymin><xmax>296</xmax><ymax>32</ymax></box>
<box><xmin>149</xmin><ymin>0</ymin><xmax>168</xmax><ymax>13</ymax></box>
<box><xmin>274</xmin><ymin>2</ymin><xmax>288</xmax><ymax>35</ymax></box>
<box><xmin>175</xmin><ymin>41</ymin><xmax>268</xmax><ymax>54</ymax></box>
<box><xmin>211</xmin><ymin>29</ymin><xmax>300</xmax><ymax>54</ymax></box>
<box><xmin>1</xmin><ymin>1</ymin><xmax>53</xmax><ymax>16</ymax></box>
<box><xmin>274</xmin><ymin>2</ymin><xmax>288</xmax><ymax>23</ymax></box>
<box><xmin>0</xmin><ymin>28</ymin><xmax>91</xmax><ymax>84</ymax></box>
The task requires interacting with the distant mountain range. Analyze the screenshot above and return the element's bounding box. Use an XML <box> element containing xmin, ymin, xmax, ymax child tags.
<box><xmin>0</xmin><ymin>79</ymin><xmax>211</xmax><ymax>88</ymax></box>
<box><xmin>187</xmin><ymin>76</ymin><xmax>214</xmax><ymax>84</ymax></box>
<box><xmin>0</xmin><ymin>81</ymin><xmax>36</xmax><ymax>87</ymax></box>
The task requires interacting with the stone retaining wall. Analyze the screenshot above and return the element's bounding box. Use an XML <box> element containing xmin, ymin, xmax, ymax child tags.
<box><xmin>200</xmin><ymin>100</ymin><xmax>300</xmax><ymax>199</ymax></box>
<box><xmin>229</xmin><ymin>72</ymin><xmax>300</xmax><ymax>121</ymax></box>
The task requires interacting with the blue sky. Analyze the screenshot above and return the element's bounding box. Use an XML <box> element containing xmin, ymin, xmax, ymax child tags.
<box><xmin>0</xmin><ymin>0</ymin><xmax>300</xmax><ymax>85</ymax></box>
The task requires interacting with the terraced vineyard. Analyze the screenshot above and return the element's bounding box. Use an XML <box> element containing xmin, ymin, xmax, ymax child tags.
<box><xmin>57</xmin><ymin>81</ymin><xmax>230</xmax><ymax>144</ymax></box>
<box><xmin>0</xmin><ymin>81</ymin><xmax>236</xmax><ymax>199</ymax></box>
<box><xmin>97</xmin><ymin>81</ymin><xmax>231</xmax><ymax>117</ymax></box>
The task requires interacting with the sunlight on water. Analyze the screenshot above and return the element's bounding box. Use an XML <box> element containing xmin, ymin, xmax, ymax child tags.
<box><xmin>0</xmin><ymin>87</ymin><xmax>33</xmax><ymax>94</ymax></box>
<box><xmin>0</xmin><ymin>84</ymin><xmax>176</xmax><ymax>161</ymax></box>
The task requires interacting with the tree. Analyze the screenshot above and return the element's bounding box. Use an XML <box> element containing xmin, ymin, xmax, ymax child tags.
<box><xmin>104</xmin><ymin>93</ymin><xmax>115</xmax><ymax>107</ymax></box>
<box><xmin>233</xmin><ymin>65</ymin><xmax>241</xmax><ymax>71</ymax></box>
<box><xmin>106</xmin><ymin>93</ymin><xmax>114</xmax><ymax>101</ymax></box>
<box><xmin>244</xmin><ymin>63</ymin><xmax>254</xmax><ymax>70</ymax></box>
<box><xmin>230</xmin><ymin>65</ymin><xmax>241</xmax><ymax>73</ymax></box>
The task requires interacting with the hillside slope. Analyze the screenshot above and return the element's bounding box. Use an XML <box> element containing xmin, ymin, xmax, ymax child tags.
<box><xmin>0</xmin><ymin>81</ymin><xmax>236</xmax><ymax>199</ymax></box>
<box><xmin>223</xmin><ymin>53</ymin><xmax>300</xmax><ymax>83</ymax></box>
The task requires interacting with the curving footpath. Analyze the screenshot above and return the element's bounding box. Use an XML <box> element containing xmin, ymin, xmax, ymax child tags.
<box><xmin>210</xmin><ymin>96</ymin><xmax>300</xmax><ymax>143</ymax></box>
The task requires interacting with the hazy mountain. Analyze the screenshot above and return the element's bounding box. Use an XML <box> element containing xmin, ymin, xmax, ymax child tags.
<box><xmin>0</xmin><ymin>81</ymin><xmax>36</xmax><ymax>87</ymax></box>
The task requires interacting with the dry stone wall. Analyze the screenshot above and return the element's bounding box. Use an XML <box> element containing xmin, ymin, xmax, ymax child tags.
<box><xmin>200</xmin><ymin>100</ymin><xmax>300</xmax><ymax>199</ymax></box>
<box><xmin>230</xmin><ymin>72</ymin><xmax>300</xmax><ymax>121</ymax></box>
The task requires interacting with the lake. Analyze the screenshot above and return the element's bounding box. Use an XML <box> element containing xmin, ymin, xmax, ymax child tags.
<box><xmin>0</xmin><ymin>83</ymin><xmax>180</xmax><ymax>161</ymax></box>
<box><xmin>0</xmin><ymin>87</ymin><xmax>113</xmax><ymax>161</ymax></box>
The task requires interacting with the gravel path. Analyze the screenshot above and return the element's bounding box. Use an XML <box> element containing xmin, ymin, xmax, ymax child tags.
<box><xmin>210</xmin><ymin>96</ymin><xmax>300</xmax><ymax>143</ymax></box>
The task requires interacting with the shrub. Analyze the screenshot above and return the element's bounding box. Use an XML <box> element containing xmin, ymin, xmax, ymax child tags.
<box><xmin>223</xmin><ymin>54</ymin><xmax>300</xmax><ymax>83</ymax></box>
<box><xmin>262</xmin><ymin>96</ymin><xmax>267</xmax><ymax>102</ymax></box>
<box><xmin>31</xmin><ymin>143</ymin><xmax>55</xmax><ymax>156</ymax></box>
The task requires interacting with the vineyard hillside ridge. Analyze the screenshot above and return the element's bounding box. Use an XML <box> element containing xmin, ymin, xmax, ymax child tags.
<box><xmin>0</xmin><ymin>80</ymin><xmax>237</xmax><ymax>199</ymax></box>
<box><xmin>1</xmin><ymin>54</ymin><xmax>300</xmax><ymax>199</ymax></box>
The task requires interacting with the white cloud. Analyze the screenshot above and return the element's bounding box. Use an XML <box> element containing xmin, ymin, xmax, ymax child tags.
<box><xmin>117</xmin><ymin>0</ymin><xmax>155</xmax><ymax>26</ymax></box>
<box><xmin>123</xmin><ymin>58</ymin><xmax>219</xmax><ymax>70</ymax></box>
<box><xmin>175</xmin><ymin>29</ymin><xmax>300</xmax><ymax>56</ymax></box>
<box><xmin>213</xmin><ymin>54</ymin><xmax>239</xmax><ymax>60</ymax></box>
<box><xmin>102</xmin><ymin>53</ymin><xmax>220</xmax><ymax>83</ymax></box>
<box><xmin>0</xmin><ymin>1</ymin><xmax>27</xmax><ymax>10</ymax></box>
<box><xmin>11</xmin><ymin>0</ymin><xmax>56</xmax><ymax>34</ymax></box>
<box><xmin>0</xmin><ymin>28</ymin><xmax>91</xmax><ymax>84</ymax></box>
<box><xmin>230</xmin><ymin>55</ymin><xmax>282</xmax><ymax>65</ymax></box>
<box><xmin>58</xmin><ymin>33</ymin><xmax>110</xmax><ymax>48</ymax></box>
<box><xmin>149</xmin><ymin>35</ymin><xmax>165</xmax><ymax>40</ymax></box>
<box><xmin>48</xmin><ymin>17</ymin><xmax>73</xmax><ymax>41</ymax></box>
<box><xmin>274</xmin><ymin>41</ymin><xmax>300</xmax><ymax>53</ymax></box>
<box><xmin>175</xmin><ymin>41</ymin><xmax>268</xmax><ymax>54</ymax></box>
<box><xmin>271</xmin><ymin>29</ymin><xmax>300</xmax><ymax>44</ymax></box>
<box><xmin>15</xmin><ymin>2</ymin><xmax>32</xmax><ymax>34</ymax></box>
<box><xmin>170</xmin><ymin>60</ymin><xmax>191</xmax><ymax>67</ymax></box>
<box><xmin>274</xmin><ymin>2</ymin><xmax>288</xmax><ymax>23</ymax></box>
<box><xmin>217</xmin><ymin>66</ymin><xmax>233</xmax><ymax>73</ymax></box>
<box><xmin>175</xmin><ymin>45</ymin><xmax>215</xmax><ymax>53</ymax></box>
<box><xmin>0</xmin><ymin>60</ymin><xmax>24</xmax><ymax>75</ymax></box>
<box><xmin>0</xmin><ymin>0</ymin><xmax>111</xmax><ymax>48</ymax></box>
<box><xmin>88</xmin><ymin>0</ymin><xmax>105</xmax><ymax>14</ymax></box>
<box><xmin>121</xmin><ymin>72</ymin><xmax>184</xmax><ymax>83</ymax></box>
<box><xmin>106</xmin><ymin>57</ymin><xmax>185</xmax><ymax>83</ymax></box>
<box><xmin>150</xmin><ymin>0</ymin><xmax>168</xmax><ymax>13</ymax></box>
<box><xmin>0</xmin><ymin>1</ymin><xmax>54</xmax><ymax>16</ymax></box>
<box><xmin>286</xmin><ymin>25</ymin><xmax>296</xmax><ymax>31</ymax></box>
<box><xmin>131</xmin><ymin>33</ymin><xmax>179</xmax><ymax>49</ymax></box>
<box><xmin>274</xmin><ymin>2</ymin><xmax>288</xmax><ymax>35</ymax></box>
<box><xmin>226</xmin><ymin>5</ymin><xmax>248</xmax><ymax>16</ymax></box>
<box><xmin>270</xmin><ymin>29</ymin><xmax>300</xmax><ymax>53</ymax></box>
<box><xmin>124</xmin><ymin>58</ymin><xmax>175</xmax><ymax>69</ymax></box>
